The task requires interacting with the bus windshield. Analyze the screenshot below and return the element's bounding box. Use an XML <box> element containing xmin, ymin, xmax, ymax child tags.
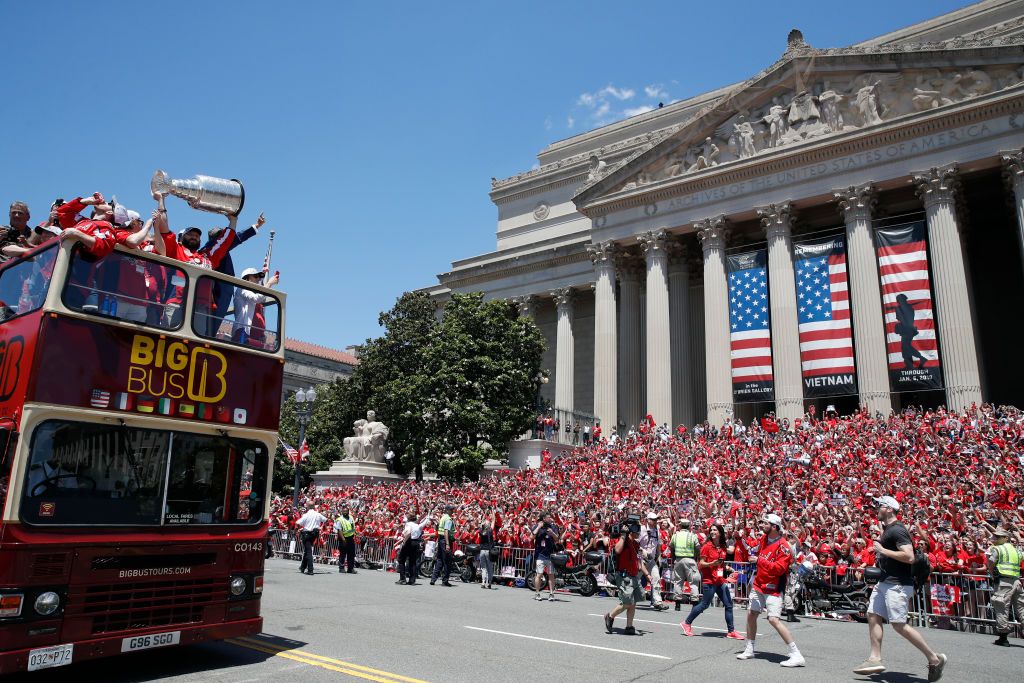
<box><xmin>20</xmin><ymin>420</ymin><xmax>267</xmax><ymax>527</ymax></box>
<box><xmin>0</xmin><ymin>244</ymin><xmax>57</xmax><ymax>322</ymax></box>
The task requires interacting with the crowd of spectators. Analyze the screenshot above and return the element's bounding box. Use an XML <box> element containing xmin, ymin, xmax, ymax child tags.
<box><xmin>272</xmin><ymin>402</ymin><xmax>1023</xmax><ymax>593</ymax></box>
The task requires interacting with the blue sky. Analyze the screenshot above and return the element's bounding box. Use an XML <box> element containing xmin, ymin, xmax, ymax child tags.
<box><xmin>0</xmin><ymin>0</ymin><xmax>968</xmax><ymax>348</ymax></box>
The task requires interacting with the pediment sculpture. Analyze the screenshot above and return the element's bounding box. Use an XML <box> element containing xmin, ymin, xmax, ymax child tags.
<box><xmin>612</xmin><ymin>64</ymin><xmax>1024</xmax><ymax>192</ymax></box>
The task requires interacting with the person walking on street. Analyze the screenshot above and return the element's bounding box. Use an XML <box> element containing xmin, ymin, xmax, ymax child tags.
<box><xmin>397</xmin><ymin>509</ymin><xmax>428</xmax><ymax>585</ymax></box>
<box><xmin>431</xmin><ymin>504</ymin><xmax>455</xmax><ymax>586</ymax></box>
<box><xmin>682</xmin><ymin>524</ymin><xmax>744</xmax><ymax>639</ymax></box>
<box><xmin>853</xmin><ymin>496</ymin><xmax>947</xmax><ymax>681</ymax></box>
<box><xmin>296</xmin><ymin>503</ymin><xmax>326</xmax><ymax>575</ymax></box>
<box><xmin>335</xmin><ymin>504</ymin><xmax>358</xmax><ymax>574</ymax></box>
<box><xmin>639</xmin><ymin>511</ymin><xmax>668</xmax><ymax>610</ymax></box>
<box><xmin>479</xmin><ymin>510</ymin><xmax>497</xmax><ymax>589</ymax></box>
<box><xmin>670</xmin><ymin>519</ymin><xmax>701</xmax><ymax>610</ymax></box>
<box><xmin>988</xmin><ymin>527</ymin><xmax>1023</xmax><ymax>647</ymax></box>
<box><xmin>736</xmin><ymin>513</ymin><xmax>805</xmax><ymax>667</ymax></box>
<box><xmin>604</xmin><ymin>518</ymin><xmax>643</xmax><ymax>635</ymax></box>
<box><xmin>533</xmin><ymin>511</ymin><xmax>559</xmax><ymax>600</ymax></box>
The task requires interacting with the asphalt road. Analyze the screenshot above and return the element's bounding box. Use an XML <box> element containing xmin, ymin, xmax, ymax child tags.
<box><xmin>12</xmin><ymin>557</ymin><xmax>1022</xmax><ymax>682</ymax></box>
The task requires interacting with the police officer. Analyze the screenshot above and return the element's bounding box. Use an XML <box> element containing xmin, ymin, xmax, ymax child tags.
<box><xmin>335</xmin><ymin>504</ymin><xmax>357</xmax><ymax>574</ymax></box>
<box><xmin>670</xmin><ymin>519</ymin><xmax>700</xmax><ymax>610</ymax></box>
<box><xmin>431</xmin><ymin>504</ymin><xmax>455</xmax><ymax>586</ymax></box>
<box><xmin>988</xmin><ymin>528</ymin><xmax>1023</xmax><ymax>647</ymax></box>
<box><xmin>296</xmin><ymin>503</ymin><xmax>326</xmax><ymax>575</ymax></box>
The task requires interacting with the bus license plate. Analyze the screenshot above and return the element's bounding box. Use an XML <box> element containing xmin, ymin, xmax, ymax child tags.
<box><xmin>121</xmin><ymin>630</ymin><xmax>181</xmax><ymax>653</ymax></box>
<box><xmin>27</xmin><ymin>643</ymin><xmax>74</xmax><ymax>671</ymax></box>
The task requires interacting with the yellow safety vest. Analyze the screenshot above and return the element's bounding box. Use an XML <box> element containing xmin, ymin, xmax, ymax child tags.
<box><xmin>994</xmin><ymin>544</ymin><xmax>1021</xmax><ymax>579</ymax></box>
<box><xmin>337</xmin><ymin>516</ymin><xmax>355</xmax><ymax>538</ymax></box>
<box><xmin>671</xmin><ymin>531</ymin><xmax>698</xmax><ymax>559</ymax></box>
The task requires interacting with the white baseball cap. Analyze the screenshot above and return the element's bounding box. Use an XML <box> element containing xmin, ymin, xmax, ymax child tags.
<box><xmin>240</xmin><ymin>267</ymin><xmax>263</xmax><ymax>279</ymax></box>
<box><xmin>873</xmin><ymin>495</ymin><xmax>901</xmax><ymax>512</ymax></box>
<box><xmin>762</xmin><ymin>513</ymin><xmax>783</xmax><ymax>528</ymax></box>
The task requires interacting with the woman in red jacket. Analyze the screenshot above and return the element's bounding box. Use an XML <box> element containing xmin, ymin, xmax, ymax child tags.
<box><xmin>681</xmin><ymin>524</ymin><xmax>744</xmax><ymax>639</ymax></box>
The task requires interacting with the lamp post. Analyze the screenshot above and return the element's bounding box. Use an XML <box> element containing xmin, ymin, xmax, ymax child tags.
<box><xmin>293</xmin><ymin>386</ymin><xmax>317</xmax><ymax>508</ymax></box>
<box><xmin>533</xmin><ymin>372</ymin><xmax>549</xmax><ymax>439</ymax></box>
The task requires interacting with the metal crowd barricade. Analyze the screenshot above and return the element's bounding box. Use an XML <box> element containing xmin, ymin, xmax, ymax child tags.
<box><xmin>909</xmin><ymin>571</ymin><xmax>1022</xmax><ymax>638</ymax></box>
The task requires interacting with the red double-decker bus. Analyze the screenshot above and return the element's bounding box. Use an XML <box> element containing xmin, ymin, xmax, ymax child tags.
<box><xmin>0</xmin><ymin>238</ymin><xmax>285</xmax><ymax>673</ymax></box>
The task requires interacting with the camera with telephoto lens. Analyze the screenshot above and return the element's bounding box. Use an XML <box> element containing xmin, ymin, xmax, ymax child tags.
<box><xmin>609</xmin><ymin>514</ymin><xmax>642</xmax><ymax>538</ymax></box>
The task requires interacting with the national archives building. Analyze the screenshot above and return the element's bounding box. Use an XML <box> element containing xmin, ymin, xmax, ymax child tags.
<box><xmin>425</xmin><ymin>0</ymin><xmax>1024</xmax><ymax>431</ymax></box>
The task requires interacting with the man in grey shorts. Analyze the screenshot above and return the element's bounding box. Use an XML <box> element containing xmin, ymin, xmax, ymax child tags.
<box><xmin>853</xmin><ymin>496</ymin><xmax>947</xmax><ymax>682</ymax></box>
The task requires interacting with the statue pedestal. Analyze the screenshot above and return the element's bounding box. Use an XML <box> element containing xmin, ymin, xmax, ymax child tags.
<box><xmin>311</xmin><ymin>460</ymin><xmax>403</xmax><ymax>488</ymax></box>
<box><xmin>507</xmin><ymin>439</ymin><xmax>575</xmax><ymax>470</ymax></box>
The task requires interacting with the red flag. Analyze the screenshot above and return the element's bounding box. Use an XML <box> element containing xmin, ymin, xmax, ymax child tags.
<box><xmin>298</xmin><ymin>438</ymin><xmax>310</xmax><ymax>461</ymax></box>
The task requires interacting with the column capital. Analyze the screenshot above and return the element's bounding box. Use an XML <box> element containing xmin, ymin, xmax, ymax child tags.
<box><xmin>550</xmin><ymin>287</ymin><xmax>575</xmax><ymax>310</ymax></box>
<box><xmin>695</xmin><ymin>216</ymin><xmax>730</xmax><ymax>252</ymax></box>
<box><xmin>757</xmin><ymin>201</ymin><xmax>796</xmax><ymax>239</ymax></box>
<box><xmin>616</xmin><ymin>254</ymin><xmax>645</xmax><ymax>283</ymax></box>
<box><xmin>638</xmin><ymin>229</ymin><xmax>669</xmax><ymax>260</ymax></box>
<box><xmin>510</xmin><ymin>295</ymin><xmax>537</xmax><ymax>317</ymax></box>
<box><xmin>587</xmin><ymin>240</ymin><xmax>618</xmax><ymax>269</ymax></box>
<box><xmin>834</xmin><ymin>183</ymin><xmax>877</xmax><ymax>223</ymax></box>
<box><xmin>1001</xmin><ymin>148</ymin><xmax>1024</xmax><ymax>200</ymax></box>
<box><xmin>913</xmin><ymin>164</ymin><xmax>960</xmax><ymax>210</ymax></box>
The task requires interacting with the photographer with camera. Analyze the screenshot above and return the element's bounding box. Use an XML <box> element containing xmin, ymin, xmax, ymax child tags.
<box><xmin>533</xmin><ymin>511</ymin><xmax>559</xmax><ymax>601</ymax></box>
<box><xmin>639</xmin><ymin>511</ymin><xmax>668</xmax><ymax>610</ymax></box>
<box><xmin>603</xmin><ymin>514</ymin><xmax>644</xmax><ymax>635</ymax></box>
<box><xmin>736</xmin><ymin>513</ymin><xmax>805</xmax><ymax>667</ymax></box>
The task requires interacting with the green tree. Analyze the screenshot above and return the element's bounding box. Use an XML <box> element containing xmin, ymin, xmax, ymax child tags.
<box><xmin>420</xmin><ymin>293</ymin><xmax>545</xmax><ymax>479</ymax></box>
<box><xmin>274</xmin><ymin>379</ymin><xmax>348</xmax><ymax>494</ymax></box>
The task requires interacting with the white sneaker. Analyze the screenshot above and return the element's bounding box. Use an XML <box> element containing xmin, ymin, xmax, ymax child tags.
<box><xmin>736</xmin><ymin>647</ymin><xmax>755</xmax><ymax>660</ymax></box>
<box><xmin>781</xmin><ymin>653</ymin><xmax>806</xmax><ymax>668</ymax></box>
<box><xmin>533</xmin><ymin>593</ymin><xmax>543</xmax><ymax>601</ymax></box>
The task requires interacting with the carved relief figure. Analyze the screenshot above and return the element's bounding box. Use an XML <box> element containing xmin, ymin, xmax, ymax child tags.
<box><xmin>662</xmin><ymin>151</ymin><xmax>688</xmax><ymax>178</ymax></box>
<box><xmin>732</xmin><ymin>116</ymin><xmax>757</xmax><ymax>158</ymax></box>
<box><xmin>762</xmin><ymin>97</ymin><xmax>789</xmax><ymax>147</ymax></box>
<box><xmin>854</xmin><ymin>84</ymin><xmax>883</xmax><ymax>126</ymax></box>
<box><xmin>817</xmin><ymin>83</ymin><xmax>844</xmax><ymax>132</ymax></box>
<box><xmin>586</xmin><ymin>154</ymin><xmax>607</xmax><ymax>182</ymax></box>
<box><xmin>686</xmin><ymin>137</ymin><xmax>720</xmax><ymax>172</ymax></box>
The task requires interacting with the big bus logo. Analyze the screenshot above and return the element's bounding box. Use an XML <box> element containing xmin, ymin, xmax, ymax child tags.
<box><xmin>0</xmin><ymin>336</ymin><xmax>25</xmax><ymax>402</ymax></box>
<box><xmin>127</xmin><ymin>335</ymin><xmax>228</xmax><ymax>403</ymax></box>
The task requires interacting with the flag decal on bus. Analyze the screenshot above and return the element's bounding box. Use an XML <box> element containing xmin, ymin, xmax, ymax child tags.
<box><xmin>90</xmin><ymin>389</ymin><xmax>111</xmax><ymax>408</ymax></box>
<box><xmin>116</xmin><ymin>393</ymin><xmax>134</xmax><ymax>411</ymax></box>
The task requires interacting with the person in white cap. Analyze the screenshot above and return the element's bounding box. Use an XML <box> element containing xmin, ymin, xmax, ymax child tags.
<box><xmin>231</xmin><ymin>267</ymin><xmax>279</xmax><ymax>346</ymax></box>
<box><xmin>854</xmin><ymin>495</ymin><xmax>947</xmax><ymax>681</ymax></box>
<box><xmin>737</xmin><ymin>512</ymin><xmax>805</xmax><ymax>667</ymax></box>
<box><xmin>638</xmin><ymin>511</ymin><xmax>667</xmax><ymax>610</ymax></box>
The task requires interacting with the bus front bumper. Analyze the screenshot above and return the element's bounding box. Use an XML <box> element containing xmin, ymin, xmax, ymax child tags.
<box><xmin>0</xmin><ymin>617</ymin><xmax>262</xmax><ymax>675</ymax></box>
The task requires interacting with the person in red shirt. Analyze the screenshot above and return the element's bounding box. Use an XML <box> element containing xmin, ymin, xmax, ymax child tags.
<box><xmin>737</xmin><ymin>513</ymin><xmax>805</xmax><ymax>667</ymax></box>
<box><xmin>681</xmin><ymin>524</ymin><xmax>744</xmax><ymax>639</ymax></box>
<box><xmin>153</xmin><ymin>201</ymin><xmax>237</xmax><ymax>333</ymax></box>
<box><xmin>603</xmin><ymin>520</ymin><xmax>643</xmax><ymax>636</ymax></box>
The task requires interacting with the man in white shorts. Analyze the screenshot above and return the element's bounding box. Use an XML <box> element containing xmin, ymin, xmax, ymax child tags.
<box><xmin>737</xmin><ymin>513</ymin><xmax>805</xmax><ymax>667</ymax></box>
<box><xmin>532</xmin><ymin>512</ymin><xmax>559</xmax><ymax>600</ymax></box>
<box><xmin>853</xmin><ymin>496</ymin><xmax>947</xmax><ymax>682</ymax></box>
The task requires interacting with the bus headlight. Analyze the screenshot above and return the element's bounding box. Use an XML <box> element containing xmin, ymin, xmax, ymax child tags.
<box><xmin>33</xmin><ymin>592</ymin><xmax>60</xmax><ymax>616</ymax></box>
<box><xmin>229</xmin><ymin>576</ymin><xmax>247</xmax><ymax>596</ymax></box>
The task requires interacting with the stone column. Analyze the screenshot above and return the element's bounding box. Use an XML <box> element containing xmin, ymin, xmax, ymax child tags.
<box><xmin>511</xmin><ymin>294</ymin><xmax>537</xmax><ymax>319</ymax></box>
<box><xmin>834</xmin><ymin>184</ymin><xmax>892</xmax><ymax>415</ymax></box>
<box><xmin>668</xmin><ymin>243</ymin><xmax>693</xmax><ymax>426</ymax></box>
<box><xmin>1003</xmin><ymin>148</ymin><xmax>1024</xmax><ymax>278</ymax></box>
<box><xmin>550</xmin><ymin>288</ymin><xmax>575</xmax><ymax>413</ymax></box>
<box><xmin>639</xmin><ymin>230</ymin><xmax>672</xmax><ymax>426</ymax></box>
<box><xmin>587</xmin><ymin>242</ymin><xmax>618</xmax><ymax>431</ymax></box>
<box><xmin>913</xmin><ymin>165</ymin><xmax>982</xmax><ymax>411</ymax></box>
<box><xmin>757</xmin><ymin>202</ymin><xmax>803</xmax><ymax>421</ymax></box>
<box><xmin>696</xmin><ymin>216</ymin><xmax>732</xmax><ymax>424</ymax></box>
<box><xmin>617</xmin><ymin>257</ymin><xmax>643</xmax><ymax>430</ymax></box>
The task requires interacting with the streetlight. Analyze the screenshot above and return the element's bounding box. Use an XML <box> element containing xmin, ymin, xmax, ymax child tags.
<box><xmin>293</xmin><ymin>386</ymin><xmax>317</xmax><ymax>508</ymax></box>
<box><xmin>533</xmin><ymin>372</ymin><xmax>549</xmax><ymax>439</ymax></box>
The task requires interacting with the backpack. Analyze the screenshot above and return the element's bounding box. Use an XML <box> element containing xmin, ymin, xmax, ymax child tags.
<box><xmin>912</xmin><ymin>550</ymin><xmax>931</xmax><ymax>588</ymax></box>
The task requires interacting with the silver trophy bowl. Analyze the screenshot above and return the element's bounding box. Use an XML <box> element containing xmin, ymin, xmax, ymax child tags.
<box><xmin>151</xmin><ymin>170</ymin><xmax>245</xmax><ymax>216</ymax></box>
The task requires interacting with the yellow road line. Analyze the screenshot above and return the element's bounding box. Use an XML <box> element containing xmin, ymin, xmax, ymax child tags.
<box><xmin>225</xmin><ymin>636</ymin><xmax>428</xmax><ymax>683</ymax></box>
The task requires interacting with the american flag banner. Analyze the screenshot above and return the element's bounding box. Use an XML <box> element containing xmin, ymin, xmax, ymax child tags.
<box><xmin>727</xmin><ymin>249</ymin><xmax>774</xmax><ymax>402</ymax></box>
<box><xmin>875</xmin><ymin>222</ymin><xmax>943</xmax><ymax>391</ymax></box>
<box><xmin>793</xmin><ymin>235</ymin><xmax>857</xmax><ymax>398</ymax></box>
<box><xmin>279</xmin><ymin>438</ymin><xmax>300</xmax><ymax>464</ymax></box>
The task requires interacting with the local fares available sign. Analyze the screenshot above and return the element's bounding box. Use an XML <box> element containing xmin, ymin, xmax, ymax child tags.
<box><xmin>31</xmin><ymin>316</ymin><xmax>282</xmax><ymax>430</ymax></box>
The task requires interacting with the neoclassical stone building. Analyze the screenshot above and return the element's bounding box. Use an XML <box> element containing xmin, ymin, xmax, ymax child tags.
<box><xmin>426</xmin><ymin>0</ymin><xmax>1024</xmax><ymax>431</ymax></box>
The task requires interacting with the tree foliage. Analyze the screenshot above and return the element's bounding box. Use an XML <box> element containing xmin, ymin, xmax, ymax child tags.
<box><xmin>276</xmin><ymin>291</ymin><xmax>545</xmax><ymax>488</ymax></box>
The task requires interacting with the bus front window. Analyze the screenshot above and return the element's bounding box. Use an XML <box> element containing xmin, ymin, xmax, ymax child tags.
<box><xmin>20</xmin><ymin>420</ymin><xmax>267</xmax><ymax>526</ymax></box>
<box><xmin>0</xmin><ymin>244</ymin><xmax>57</xmax><ymax>322</ymax></box>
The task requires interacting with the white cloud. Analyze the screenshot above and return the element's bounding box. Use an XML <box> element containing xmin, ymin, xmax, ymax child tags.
<box><xmin>623</xmin><ymin>105</ymin><xmax>655</xmax><ymax>117</ymax></box>
<box><xmin>566</xmin><ymin>115</ymin><xmax>575</xmax><ymax>129</ymax></box>
<box><xmin>644</xmin><ymin>84</ymin><xmax>669</xmax><ymax>99</ymax></box>
<box><xmin>567</xmin><ymin>82</ymin><xmax>672</xmax><ymax>131</ymax></box>
<box><xmin>544</xmin><ymin>116</ymin><xmax>553</xmax><ymax>131</ymax></box>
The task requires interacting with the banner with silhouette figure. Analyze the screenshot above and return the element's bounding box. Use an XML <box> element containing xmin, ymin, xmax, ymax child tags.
<box><xmin>874</xmin><ymin>222</ymin><xmax>943</xmax><ymax>392</ymax></box>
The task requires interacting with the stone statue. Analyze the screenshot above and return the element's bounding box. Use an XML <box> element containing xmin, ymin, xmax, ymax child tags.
<box><xmin>762</xmin><ymin>97</ymin><xmax>790</xmax><ymax>148</ymax></box>
<box><xmin>342</xmin><ymin>411</ymin><xmax>390</xmax><ymax>463</ymax></box>
<box><xmin>817</xmin><ymin>84</ymin><xmax>844</xmax><ymax>132</ymax></box>
<box><xmin>586</xmin><ymin>154</ymin><xmax>607</xmax><ymax>182</ymax></box>
<box><xmin>854</xmin><ymin>84</ymin><xmax>883</xmax><ymax>126</ymax></box>
<box><xmin>732</xmin><ymin>116</ymin><xmax>757</xmax><ymax>159</ymax></box>
<box><xmin>687</xmin><ymin>137</ymin><xmax>720</xmax><ymax>172</ymax></box>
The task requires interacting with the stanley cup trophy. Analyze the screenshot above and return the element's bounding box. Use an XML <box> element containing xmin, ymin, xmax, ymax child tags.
<box><xmin>151</xmin><ymin>170</ymin><xmax>245</xmax><ymax>216</ymax></box>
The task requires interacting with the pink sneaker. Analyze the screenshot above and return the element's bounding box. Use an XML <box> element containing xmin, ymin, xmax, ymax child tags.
<box><xmin>726</xmin><ymin>631</ymin><xmax>745</xmax><ymax>640</ymax></box>
<box><xmin>681</xmin><ymin>623</ymin><xmax>694</xmax><ymax>637</ymax></box>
